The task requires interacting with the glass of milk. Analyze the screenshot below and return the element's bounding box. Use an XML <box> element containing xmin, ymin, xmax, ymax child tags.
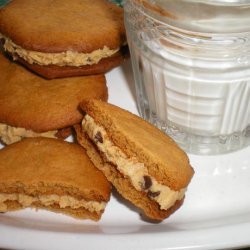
<box><xmin>124</xmin><ymin>0</ymin><xmax>250</xmax><ymax>154</ymax></box>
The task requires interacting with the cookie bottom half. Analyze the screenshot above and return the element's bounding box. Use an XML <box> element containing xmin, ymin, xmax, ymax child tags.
<box><xmin>2</xmin><ymin>200</ymin><xmax>103</xmax><ymax>221</ymax></box>
<box><xmin>13</xmin><ymin>47</ymin><xmax>129</xmax><ymax>79</ymax></box>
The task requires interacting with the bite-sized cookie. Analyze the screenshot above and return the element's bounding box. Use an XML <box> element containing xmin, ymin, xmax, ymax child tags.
<box><xmin>75</xmin><ymin>99</ymin><xmax>194</xmax><ymax>221</ymax></box>
<box><xmin>0</xmin><ymin>0</ymin><xmax>127</xmax><ymax>79</ymax></box>
<box><xmin>0</xmin><ymin>137</ymin><xmax>111</xmax><ymax>221</ymax></box>
<box><xmin>0</xmin><ymin>52</ymin><xmax>108</xmax><ymax>145</ymax></box>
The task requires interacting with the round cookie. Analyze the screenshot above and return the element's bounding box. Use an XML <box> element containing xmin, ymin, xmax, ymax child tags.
<box><xmin>0</xmin><ymin>0</ymin><xmax>127</xmax><ymax>79</ymax></box>
<box><xmin>75</xmin><ymin>99</ymin><xmax>194</xmax><ymax>221</ymax></box>
<box><xmin>0</xmin><ymin>52</ymin><xmax>108</xmax><ymax>144</ymax></box>
<box><xmin>0</xmin><ymin>137</ymin><xmax>111</xmax><ymax>221</ymax></box>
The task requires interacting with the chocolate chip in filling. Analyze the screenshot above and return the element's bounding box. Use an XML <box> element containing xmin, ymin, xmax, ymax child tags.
<box><xmin>94</xmin><ymin>131</ymin><xmax>103</xmax><ymax>143</ymax></box>
<box><xmin>148</xmin><ymin>190</ymin><xmax>161</xmax><ymax>198</ymax></box>
<box><xmin>142</xmin><ymin>175</ymin><xmax>152</xmax><ymax>190</ymax></box>
<box><xmin>0</xmin><ymin>38</ymin><xmax>5</xmax><ymax>45</ymax></box>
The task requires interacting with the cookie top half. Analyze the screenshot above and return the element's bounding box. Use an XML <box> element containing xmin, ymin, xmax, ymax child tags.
<box><xmin>0</xmin><ymin>0</ymin><xmax>125</xmax><ymax>53</ymax></box>
<box><xmin>0</xmin><ymin>52</ymin><xmax>108</xmax><ymax>132</ymax></box>
<box><xmin>80</xmin><ymin>99</ymin><xmax>194</xmax><ymax>191</ymax></box>
<box><xmin>0</xmin><ymin>137</ymin><xmax>111</xmax><ymax>201</ymax></box>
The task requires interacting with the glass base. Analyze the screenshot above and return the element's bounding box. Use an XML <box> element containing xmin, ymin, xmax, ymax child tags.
<box><xmin>166</xmin><ymin>125</ymin><xmax>250</xmax><ymax>155</ymax></box>
<box><xmin>139</xmin><ymin>109</ymin><xmax>250</xmax><ymax>155</ymax></box>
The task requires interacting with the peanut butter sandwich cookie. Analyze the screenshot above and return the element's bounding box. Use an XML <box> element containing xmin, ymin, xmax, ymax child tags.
<box><xmin>0</xmin><ymin>0</ymin><xmax>127</xmax><ymax>79</ymax></box>
<box><xmin>0</xmin><ymin>137</ymin><xmax>111</xmax><ymax>221</ymax></box>
<box><xmin>75</xmin><ymin>99</ymin><xmax>194</xmax><ymax>221</ymax></box>
<box><xmin>0</xmin><ymin>52</ymin><xmax>108</xmax><ymax>145</ymax></box>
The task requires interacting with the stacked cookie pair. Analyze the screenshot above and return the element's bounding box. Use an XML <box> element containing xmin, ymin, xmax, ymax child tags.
<box><xmin>0</xmin><ymin>0</ymin><xmax>194</xmax><ymax>222</ymax></box>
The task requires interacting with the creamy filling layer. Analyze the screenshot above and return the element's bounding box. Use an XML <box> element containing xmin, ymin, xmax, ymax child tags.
<box><xmin>0</xmin><ymin>34</ymin><xmax>119</xmax><ymax>66</ymax></box>
<box><xmin>0</xmin><ymin>193</ymin><xmax>106</xmax><ymax>213</ymax></box>
<box><xmin>0</xmin><ymin>123</ymin><xmax>57</xmax><ymax>145</ymax></box>
<box><xmin>82</xmin><ymin>115</ymin><xmax>186</xmax><ymax>211</ymax></box>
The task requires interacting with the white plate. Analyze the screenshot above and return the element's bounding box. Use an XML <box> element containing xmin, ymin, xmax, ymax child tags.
<box><xmin>1</xmin><ymin>60</ymin><xmax>250</xmax><ymax>250</ymax></box>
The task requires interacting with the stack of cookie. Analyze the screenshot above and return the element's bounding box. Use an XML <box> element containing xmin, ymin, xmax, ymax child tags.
<box><xmin>0</xmin><ymin>0</ymin><xmax>125</xmax><ymax>221</ymax></box>
<box><xmin>0</xmin><ymin>0</ymin><xmax>194</xmax><ymax>222</ymax></box>
<box><xmin>0</xmin><ymin>0</ymin><xmax>127</xmax><ymax>145</ymax></box>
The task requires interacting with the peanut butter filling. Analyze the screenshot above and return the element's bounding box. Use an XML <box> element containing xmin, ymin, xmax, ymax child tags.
<box><xmin>0</xmin><ymin>123</ymin><xmax>57</xmax><ymax>145</ymax></box>
<box><xmin>82</xmin><ymin>115</ymin><xmax>186</xmax><ymax>211</ymax></box>
<box><xmin>0</xmin><ymin>193</ymin><xmax>106</xmax><ymax>213</ymax></box>
<box><xmin>0</xmin><ymin>34</ymin><xmax>119</xmax><ymax>66</ymax></box>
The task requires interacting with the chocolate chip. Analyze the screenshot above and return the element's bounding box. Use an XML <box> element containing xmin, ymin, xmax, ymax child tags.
<box><xmin>0</xmin><ymin>38</ymin><xmax>5</xmax><ymax>45</ymax></box>
<box><xmin>94</xmin><ymin>131</ymin><xmax>103</xmax><ymax>143</ymax></box>
<box><xmin>87</xmin><ymin>57</ymin><xmax>92</xmax><ymax>63</ymax></box>
<box><xmin>148</xmin><ymin>190</ymin><xmax>160</xmax><ymax>198</ymax></box>
<box><xmin>143</xmin><ymin>175</ymin><xmax>152</xmax><ymax>190</ymax></box>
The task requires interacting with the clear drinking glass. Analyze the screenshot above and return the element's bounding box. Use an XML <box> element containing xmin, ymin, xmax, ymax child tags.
<box><xmin>124</xmin><ymin>0</ymin><xmax>250</xmax><ymax>155</ymax></box>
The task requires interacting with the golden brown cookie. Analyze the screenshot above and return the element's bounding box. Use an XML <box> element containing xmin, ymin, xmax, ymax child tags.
<box><xmin>0</xmin><ymin>137</ymin><xmax>111</xmax><ymax>221</ymax></box>
<box><xmin>0</xmin><ymin>52</ymin><xmax>108</xmax><ymax>145</ymax></box>
<box><xmin>75</xmin><ymin>99</ymin><xmax>194</xmax><ymax>221</ymax></box>
<box><xmin>0</xmin><ymin>0</ymin><xmax>127</xmax><ymax>79</ymax></box>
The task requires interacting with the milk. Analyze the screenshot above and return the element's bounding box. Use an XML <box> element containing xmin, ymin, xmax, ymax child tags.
<box><xmin>124</xmin><ymin>0</ymin><xmax>250</xmax><ymax>154</ymax></box>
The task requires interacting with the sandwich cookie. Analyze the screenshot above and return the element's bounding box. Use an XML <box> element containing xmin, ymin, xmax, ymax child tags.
<box><xmin>0</xmin><ymin>137</ymin><xmax>111</xmax><ymax>221</ymax></box>
<box><xmin>0</xmin><ymin>52</ymin><xmax>108</xmax><ymax>145</ymax></box>
<box><xmin>75</xmin><ymin>99</ymin><xmax>194</xmax><ymax>221</ymax></box>
<box><xmin>0</xmin><ymin>0</ymin><xmax>127</xmax><ymax>79</ymax></box>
